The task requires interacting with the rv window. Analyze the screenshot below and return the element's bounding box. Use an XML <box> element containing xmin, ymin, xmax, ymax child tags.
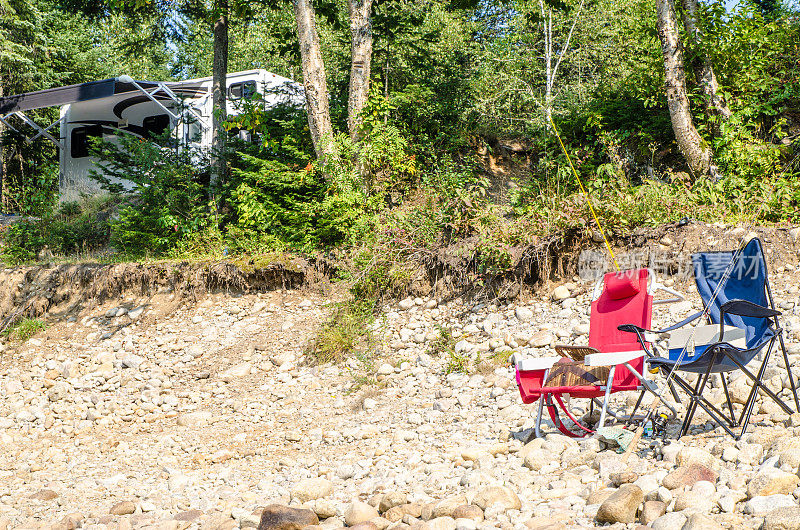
<box><xmin>227</xmin><ymin>127</ymin><xmax>256</xmax><ymax>143</ymax></box>
<box><xmin>70</xmin><ymin>125</ymin><xmax>103</xmax><ymax>159</ymax></box>
<box><xmin>229</xmin><ymin>81</ymin><xmax>257</xmax><ymax>99</ymax></box>
<box><xmin>143</xmin><ymin>114</ymin><xmax>171</xmax><ymax>139</ymax></box>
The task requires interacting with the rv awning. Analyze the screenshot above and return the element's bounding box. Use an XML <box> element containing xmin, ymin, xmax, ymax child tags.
<box><xmin>0</xmin><ymin>78</ymin><xmax>166</xmax><ymax>115</ymax></box>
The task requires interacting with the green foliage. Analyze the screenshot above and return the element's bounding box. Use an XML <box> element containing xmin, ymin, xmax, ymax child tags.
<box><xmin>445</xmin><ymin>350</ymin><xmax>471</xmax><ymax>374</ymax></box>
<box><xmin>228</xmin><ymin>157</ymin><xmax>323</xmax><ymax>251</ymax></box>
<box><xmin>3</xmin><ymin>0</ymin><xmax>800</xmax><ymax>313</ymax></box>
<box><xmin>425</xmin><ymin>324</ymin><xmax>470</xmax><ymax>374</ymax></box>
<box><xmin>427</xmin><ymin>324</ymin><xmax>454</xmax><ymax>356</ymax></box>
<box><xmin>89</xmin><ymin>133</ymin><xmax>210</xmax><ymax>255</ymax></box>
<box><xmin>0</xmin><ymin>198</ymin><xmax>112</xmax><ymax>264</ymax></box>
<box><xmin>3</xmin><ymin>317</ymin><xmax>46</xmax><ymax>342</ymax></box>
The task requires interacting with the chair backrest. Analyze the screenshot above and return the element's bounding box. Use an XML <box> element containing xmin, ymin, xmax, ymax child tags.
<box><xmin>692</xmin><ymin>237</ymin><xmax>773</xmax><ymax>351</ymax></box>
<box><xmin>590</xmin><ymin>269</ymin><xmax>652</xmax><ymax>388</ymax></box>
<box><xmin>590</xmin><ymin>268</ymin><xmax>653</xmax><ymax>351</ymax></box>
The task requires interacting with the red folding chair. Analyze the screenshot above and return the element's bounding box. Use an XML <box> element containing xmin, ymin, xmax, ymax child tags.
<box><xmin>515</xmin><ymin>269</ymin><xmax>680</xmax><ymax>437</ymax></box>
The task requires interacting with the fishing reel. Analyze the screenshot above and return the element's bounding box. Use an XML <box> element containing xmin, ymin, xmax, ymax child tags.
<box><xmin>641</xmin><ymin>412</ymin><xmax>670</xmax><ymax>438</ymax></box>
<box><xmin>652</xmin><ymin>412</ymin><xmax>670</xmax><ymax>437</ymax></box>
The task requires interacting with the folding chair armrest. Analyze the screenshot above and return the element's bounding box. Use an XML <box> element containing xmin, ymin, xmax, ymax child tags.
<box><xmin>720</xmin><ymin>299</ymin><xmax>780</xmax><ymax>319</ymax></box>
<box><xmin>616</xmin><ymin>311</ymin><xmax>703</xmax><ymax>336</ymax></box>
<box><xmin>516</xmin><ymin>356</ymin><xmax>561</xmax><ymax>372</ymax></box>
<box><xmin>658</xmin><ymin>311</ymin><xmax>704</xmax><ymax>333</ymax></box>
<box><xmin>651</xmin><ymin>282</ymin><xmax>685</xmax><ymax>305</ymax></box>
<box><xmin>584</xmin><ymin>350</ymin><xmax>646</xmax><ymax>367</ymax></box>
<box><xmin>618</xmin><ymin>324</ymin><xmax>645</xmax><ymax>334</ymax></box>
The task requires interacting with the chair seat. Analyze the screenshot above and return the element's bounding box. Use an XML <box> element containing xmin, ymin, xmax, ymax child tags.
<box><xmin>544</xmin><ymin>361</ymin><xmax>609</xmax><ymax>387</ymax></box>
<box><xmin>650</xmin><ymin>330</ymin><xmax>775</xmax><ymax>374</ymax></box>
<box><xmin>516</xmin><ymin>367</ymin><xmax>641</xmax><ymax>403</ymax></box>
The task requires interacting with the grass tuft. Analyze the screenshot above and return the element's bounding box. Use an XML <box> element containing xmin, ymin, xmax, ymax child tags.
<box><xmin>3</xmin><ymin>318</ymin><xmax>47</xmax><ymax>342</ymax></box>
<box><xmin>307</xmin><ymin>299</ymin><xmax>375</xmax><ymax>364</ymax></box>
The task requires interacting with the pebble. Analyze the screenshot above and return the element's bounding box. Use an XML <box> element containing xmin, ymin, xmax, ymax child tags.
<box><xmin>345</xmin><ymin>501</ymin><xmax>379</xmax><ymax>526</ymax></box>
<box><xmin>552</xmin><ymin>286</ymin><xmax>570</xmax><ymax>301</ymax></box>
<box><xmin>110</xmin><ymin>501</ymin><xmax>137</xmax><ymax>516</ymax></box>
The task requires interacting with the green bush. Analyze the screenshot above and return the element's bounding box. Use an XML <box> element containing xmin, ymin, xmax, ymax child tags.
<box><xmin>227</xmin><ymin>156</ymin><xmax>323</xmax><ymax>252</ymax></box>
<box><xmin>307</xmin><ymin>299</ymin><xmax>375</xmax><ymax>364</ymax></box>
<box><xmin>0</xmin><ymin>198</ymin><xmax>112</xmax><ymax>265</ymax></box>
<box><xmin>90</xmin><ymin>133</ymin><xmax>210</xmax><ymax>255</ymax></box>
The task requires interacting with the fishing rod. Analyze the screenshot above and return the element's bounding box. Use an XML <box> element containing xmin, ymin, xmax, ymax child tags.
<box><xmin>548</xmin><ymin>115</ymin><xmax>620</xmax><ymax>272</ymax></box>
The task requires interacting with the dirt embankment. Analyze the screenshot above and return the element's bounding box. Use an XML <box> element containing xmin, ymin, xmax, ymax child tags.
<box><xmin>0</xmin><ymin>221</ymin><xmax>797</xmax><ymax>331</ymax></box>
<box><xmin>0</xmin><ymin>258</ymin><xmax>311</xmax><ymax>333</ymax></box>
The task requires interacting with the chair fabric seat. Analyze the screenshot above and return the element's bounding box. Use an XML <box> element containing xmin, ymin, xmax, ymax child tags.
<box><xmin>544</xmin><ymin>360</ymin><xmax>609</xmax><ymax>388</ymax></box>
<box><xmin>516</xmin><ymin>369</ymin><xmax>614</xmax><ymax>402</ymax></box>
<box><xmin>649</xmin><ymin>330</ymin><xmax>774</xmax><ymax>374</ymax></box>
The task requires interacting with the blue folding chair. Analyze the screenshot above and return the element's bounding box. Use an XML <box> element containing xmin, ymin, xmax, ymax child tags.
<box><xmin>621</xmin><ymin>238</ymin><xmax>799</xmax><ymax>439</ymax></box>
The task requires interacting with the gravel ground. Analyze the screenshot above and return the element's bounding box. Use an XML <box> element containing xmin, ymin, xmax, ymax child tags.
<box><xmin>2</xmin><ymin>227</ymin><xmax>800</xmax><ymax>529</ymax></box>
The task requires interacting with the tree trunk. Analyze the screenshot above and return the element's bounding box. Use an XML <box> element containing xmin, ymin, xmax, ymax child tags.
<box><xmin>210</xmin><ymin>0</ymin><xmax>229</xmax><ymax>188</ymax></box>
<box><xmin>655</xmin><ymin>0</ymin><xmax>719</xmax><ymax>179</ymax></box>
<box><xmin>347</xmin><ymin>0</ymin><xmax>373</xmax><ymax>140</ymax></box>
<box><xmin>0</xmin><ymin>79</ymin><xmax>6</xmax><ymax>212</ymax></box>
<box><xmin>294</xmin><ymin>0</ymin><xmax>336</xmax><ymax>161</ymax></box>
<box><xmin>679</xmin><ymin>0</ymin><xmax>731</xmax><ymax>121</ymax></box>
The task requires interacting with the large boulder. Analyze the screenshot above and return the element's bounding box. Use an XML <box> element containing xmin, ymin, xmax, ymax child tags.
<box><xmin>471</xmin><ymin>486</ymin><xmax>521</xmax><ymax>511</ymax></box>
<box><xmin>764</xmin><ymin>507</ymin><xmax>800</xmax><ymax>530</ymax></box>
<box><xmin>747</xmin><ymin>468</ymin><xmax>800</xmax><ymax>498</ymax></box>
<box><xmin>290</xmin><ymin>478</ymin><xmax>333</xmax><ymax>503</ymax></box>
<box><xmin>378</xmin><ymin>492</ymin><xmax>408</xmax><ymax>513</ymax></box>
<box><xmin>384</xmin><ymin>504</ymin><xmax>422</xmax><ymax>522</ymax></box>
<box><xmin>427</xmin><ymin>517</ymin><xmax>457</xmax><ymax>530</ymax></box>
<box><xmin>662</xmin><ymin>464</ymin><xmax>718</xmax><ymax>490</ymax></box>
<box><xmin>595</xmin><ymin>484</ymin><xmax>643</xmax><ymax>524</ymax></box>
<box><xmin>744</xmin><ymin>495</ymin><xmax>797</xmax><ymax>515</ymax></box>
<box><xmin>640</xmin><ymin>500</ymin><xmax>666</xmax><ymax>525</ymax></box>
<box><xmin>257</xmin><ymin>505</ymin><xmax>319</xmax><ymax>530</ymax></box>
<box><xmin>450</xmin><ymin>506</ymin><xmax>483</xmax><ymax>522</ymax></box>
<box><xmin>344</xmin><ymin>501</ymin><xmax>379</xmax><ymax>526</ymax></box>
<box><xmin>651</xmin><ymin>512</ymin><xmax>687</xmax><ymax>530</ymax></box>
<box><xmin>681</xmin><ymin>513</ymin><xmax>724</xmax><ymax>530</ymax></box>
<box><xmin>673</xmin><ymin>481</ymin><xmax>715</xmax><ymax>513</ymax></box>
<box><xmin>523</xmin><ymin>449</ymin><xmax>555</xmax><ymax>472</ymax></box>
<box><xmin>676</xmin><ymin>447</ymin><xmax>720</xmax><ymax>472</ymax></box>
<box><xmin>427</xmin><ymin>496</ymin><xmax>468</xmax><ymax>519</ymax></box>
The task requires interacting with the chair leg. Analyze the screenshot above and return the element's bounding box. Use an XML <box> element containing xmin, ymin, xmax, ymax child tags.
<box><xmin>681</xmin><ymin>357</ymin><xmax>715</xmax><ymax>438</ymax></box>
<box><xmin>670</xmin><ymin>373</ymin><xmax>738</xmax><ymax>439</ymax></box>
<box><xmin>624</xmin><ymin>362</ymin><xmax>677</xmax><ymax>419</ymax></box>
<box><xmin>777</xmin><ymin>331</ymin><xmax>800</xmax><ymax>412</ymax></box>
<box><xmin>680</xmin><ymin>371</ymin><xmax>705</xmax><ymax>438</ymax></box>
<box><xmin>670</xmin><ymin>372</ymin><xmax>732</xmax><ymax>424</ymax></box>
<box><xmin>720</xmin><ymin>375</ymin><xmax>737</xmax><ymax>427</ymax></box>
<box><xmin>726</xmin><ymin>340</ymin><xmax>792</xmax><ymax>418</ymax></box>
<box><xmin>535</xmin><ymin>395</ymin><xmax>545</xmax><ymax>439</ymax></box>
<box><xmin>628</xmin><ymin>390</ymin><xmax>646</xmax><ymax>426</ymax></box>
<box><xmin>598</xmin><ymin>366</ymin><xmax>616</xmax><ymax>429</ymax></box>
<box><xmin>736</xmin><ymin>342</ymin><xmax>778</xmax><ymax>439</ymax></box>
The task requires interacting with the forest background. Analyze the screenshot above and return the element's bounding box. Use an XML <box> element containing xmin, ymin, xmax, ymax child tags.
<box><xmin>0</xmin><ymin>0</ymin><xmax>799</xmax><ymax>304</ymax></box>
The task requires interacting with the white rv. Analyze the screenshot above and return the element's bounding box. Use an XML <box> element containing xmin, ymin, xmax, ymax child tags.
<box><xmin>0</xmin><ymin>69</ymin><xmax>303</xmax><ymax>201</ymax></box>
